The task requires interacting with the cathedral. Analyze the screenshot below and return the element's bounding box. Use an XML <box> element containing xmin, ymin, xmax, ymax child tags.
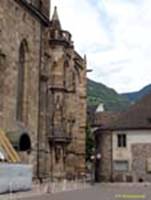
<box><xmin>0</xmin><ymin>0</ymin><xmax>87</xmax><ymax>180</ymax></box>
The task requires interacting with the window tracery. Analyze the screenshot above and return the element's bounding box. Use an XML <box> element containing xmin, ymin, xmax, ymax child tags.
<box><xmin>16</xmin><ymin>40</ymin><xmax>28</xmax><ymax>122</ymax></box>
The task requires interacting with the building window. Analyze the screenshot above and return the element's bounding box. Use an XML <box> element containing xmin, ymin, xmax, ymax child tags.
<box><xmin>117</xmin><ymin>134</ymin><xmax>127</xmax><ymax>147</ymax></box>
<box><xmin>113</xmin><ymin>160</ymin><xmax>129</xmax><ymax>172</ymax></box>
<box><xmin>16</xmin><ymin>40</ymin><xmax>28</xmax><ymax>122</ymax></box>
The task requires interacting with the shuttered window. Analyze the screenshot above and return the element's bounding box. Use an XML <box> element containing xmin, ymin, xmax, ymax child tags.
<box><xmin>117</xmin><ymin>134</ymin><xmax>127</xmax><ymax>147</ymax></box>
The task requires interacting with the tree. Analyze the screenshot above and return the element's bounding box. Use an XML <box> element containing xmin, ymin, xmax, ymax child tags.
<box><xmin>86</xmin><ymin>123</ymin><xmax>94</xmax><ymax>161</ymax></box>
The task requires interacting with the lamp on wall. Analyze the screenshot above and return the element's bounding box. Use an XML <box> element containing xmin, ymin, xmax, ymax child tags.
<box><xmin>96</xmin><ymin>153</ymin><xmax>101</xmax><ymax>160</ymax></box>
<box><xmin>90</xmin><ymin>152</ymin><xmax>101</xmax><ymax>184</ymax></box>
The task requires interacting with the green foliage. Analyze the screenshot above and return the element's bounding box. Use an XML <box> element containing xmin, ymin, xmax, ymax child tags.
<box><xmin>86</xmin><ymin>123</ymin><xmax>94</xmax><ymax>161</ymax></box>
<box><xmin>87</xmin><ymin>79</ymin><xmax>130</xmax><ymax>111</ymax></box>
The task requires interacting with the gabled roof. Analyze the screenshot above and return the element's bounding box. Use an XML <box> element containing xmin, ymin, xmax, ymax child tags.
<box><xmin>109</xmin><ymin>92</ymin><xmax>151</xmax><ymax>130</ymax></box>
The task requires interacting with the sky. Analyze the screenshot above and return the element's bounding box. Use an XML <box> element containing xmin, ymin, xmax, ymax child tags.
<box><xmin>51</xmin><ymin>0</ymin><xmax>151</xmax><ymax>93</ymax></box>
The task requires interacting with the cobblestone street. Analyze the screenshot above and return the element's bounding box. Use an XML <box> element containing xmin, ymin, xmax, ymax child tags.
<box><xmin>1</xmin><ymin>183</ymin><xmax>151</xmax><ymax>200</ymax></box>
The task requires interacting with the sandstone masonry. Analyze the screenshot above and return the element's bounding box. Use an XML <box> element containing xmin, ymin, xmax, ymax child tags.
<box><xmin>0</xmin><ymin>0</ymin><xmax>87</xmax><ymax>180</ymax></box>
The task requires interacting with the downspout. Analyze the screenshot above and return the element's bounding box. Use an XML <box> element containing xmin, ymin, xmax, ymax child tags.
<box><xmin>37</xmin><ymin>23</ymin><xmax>43</xmax><ymax>181</ymax></box>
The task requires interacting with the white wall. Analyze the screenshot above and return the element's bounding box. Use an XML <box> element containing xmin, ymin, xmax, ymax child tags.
<box><xmin>112</xmin><ymin>130</ymin><xmax>151</xmax><ymax>171</ymax></box>
<box><xmin>0</xmin><ymin>164</ymin><xmax>32</xmax><ymax>194</ymax></box>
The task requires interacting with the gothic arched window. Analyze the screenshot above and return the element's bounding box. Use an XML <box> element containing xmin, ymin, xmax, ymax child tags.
<box><xmin>16</xmin><ymin>40</ymin><xmax>28</xmax><ymax>122</ymax></box>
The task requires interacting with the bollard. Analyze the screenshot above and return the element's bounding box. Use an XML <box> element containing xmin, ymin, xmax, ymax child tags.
<box><xmin>51</xmin><ymin>182</ymin><xmax>55</xmax><ymax>193</ymax></box>
<box><xmin>45</xmin><ymin>182</ymin><xmax>51</xmax><ymax>194</ymax></box>
<box><xmin>44</xmin><ymin>183</ymin><xmax>48</xmax><ymax>193</ymax></box>
<box><xmin>74</xmin><ymin>176</ymin><xmax>78</xmax><ymax>190</ymax></box>
<box><xmin>62</xmin><ymin>179</ymin><xmax>67</xmax><ymax>191</ymax></box>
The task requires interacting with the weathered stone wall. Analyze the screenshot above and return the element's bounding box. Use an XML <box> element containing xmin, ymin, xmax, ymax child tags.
<box><xmin>0</xmin><ymin>0</ymin><xmax>86</xmax><ymax>180</ymax></box>
<box><xmin>0</xmin><ymin>0</ymin><xmax>41</xmax><ymax>176</ymax></box>
<box><xmin>95</xmin><ymin>130</ymin><xmax>112</xmax><ymax>182</ymax></box>
<box><xmin>131</xmin><ymin>144</ymin><xmax>151</xmax><ymax>182</ymax></box>
<box><xmin>46</xmin><ymin>38</ymin><xmax>86</xmax><ymax>179</ymax></box>
<box><xmin>112</xmin><ymin>144</ymin><xmax>151</xmax><ymax>182</ymax></box>
<box><xmin>65</xmin><ymin>53</ymin><xmax>86</xmax><ymax>177</ymax></box>
<box><xmin>28</xmin><ymin>0</ymin><xmax>50</xmax><ymax>18</ymax></box>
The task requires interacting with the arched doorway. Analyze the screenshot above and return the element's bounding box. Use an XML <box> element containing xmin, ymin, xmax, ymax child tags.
<box><xmin>19</xmin><ymin>133</ymin><xmax>31</xmax><ymax>152</ymax></box>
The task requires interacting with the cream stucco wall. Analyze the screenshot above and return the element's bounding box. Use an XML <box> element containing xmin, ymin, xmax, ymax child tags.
<box><xmin>113</xmin><ymin>130</ymin><xmax>151</xmax><ymax>171</ymax></box>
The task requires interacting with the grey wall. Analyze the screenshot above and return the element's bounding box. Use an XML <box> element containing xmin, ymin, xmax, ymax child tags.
<box><xmin>0</xmin><ymin>164</ymin><xmax>32</xmax><ymax>194</ymax></box>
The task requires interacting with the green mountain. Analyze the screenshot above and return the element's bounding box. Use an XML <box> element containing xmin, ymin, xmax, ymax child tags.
<box><xmin>87</xmin><ymin>79</ymin><xmax>130</xmax><ymax>112</ymax></box>
<box><xmin>121</xmin><ymin>84</ymin><xmax>151</xmax><ymax>103</ymax></box>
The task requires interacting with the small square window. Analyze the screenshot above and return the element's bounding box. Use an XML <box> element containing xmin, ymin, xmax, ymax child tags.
<box><xmin>114</xmin><ymin>160</ymin><xmax>129</xmax><ymax>172</ymax></box>
<box><xmin>117</xmin><ymin>134</ymin><xmax>127</xmax><ymax>147</ymax></box>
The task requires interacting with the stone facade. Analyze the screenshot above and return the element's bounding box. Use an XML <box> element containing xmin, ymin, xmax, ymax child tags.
<box><xmin>95</xmin><ymin>130</ymin><xmax>112</xmax><ymax>182</ymax></box>
<box><xmin>0</xmin><ymin>0</ymin><xmax>86</xmax><ymax>180</ymax></box>
<box><xmin>111</xmin><ymin>143</ymin><xmax>151</xmax><ymax>182</ymax></box>
<box><xmin>93</xmin><ymin>93</ymin><xmax>151</xmax><ymax>183</ymax></box>
<box><xmin>95</xmin><ymin>129</ymin><xmax>151</xmax><ymax>182</ymax></box>
<box><xmin>131</xmin><ymin>144</ymin><xmax>151</xmax><ymax>182</ymax></box>
<box><xmin>112</xmin><ymin>130</ymin><xmax>151</xmax><ymax>182</ymax></box>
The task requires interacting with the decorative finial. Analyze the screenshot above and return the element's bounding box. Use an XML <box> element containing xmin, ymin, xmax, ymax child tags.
<box><xmin>51</xmin><ymin>6</ymin><xmax>61</xmax><ymax>29</ymax></box>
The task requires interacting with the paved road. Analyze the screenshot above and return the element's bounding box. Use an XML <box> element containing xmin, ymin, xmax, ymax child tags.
<box><xmin>20</xmin><ymin>183</ymin><xmax>151</xmax><ymax>200</ymax></box>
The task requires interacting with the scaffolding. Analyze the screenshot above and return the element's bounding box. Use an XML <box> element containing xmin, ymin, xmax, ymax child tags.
<box><xmin>0</xmin><ymin>129</ymin><xmax>20</xmax><ymax>163</ymax></box>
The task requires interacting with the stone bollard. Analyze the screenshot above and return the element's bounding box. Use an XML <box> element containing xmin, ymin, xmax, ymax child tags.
<box><xmin>51</xmin><ymin>182</ymin><xmax>56</xmax><ymax>193</ymax></box>
<box><xmin>62</xmin><ymin>179</ymin><xmax>67</xmax><ymax>191</ymax></box>
<box><xmin>44</xmin><ymin>182</ymin><xmax>50</xmax><ymax>193</ymax></box>
<box><xmin>74</xmin><ymin>177</ymin><xmax>78</xmax><ymax>190</ymax></box>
